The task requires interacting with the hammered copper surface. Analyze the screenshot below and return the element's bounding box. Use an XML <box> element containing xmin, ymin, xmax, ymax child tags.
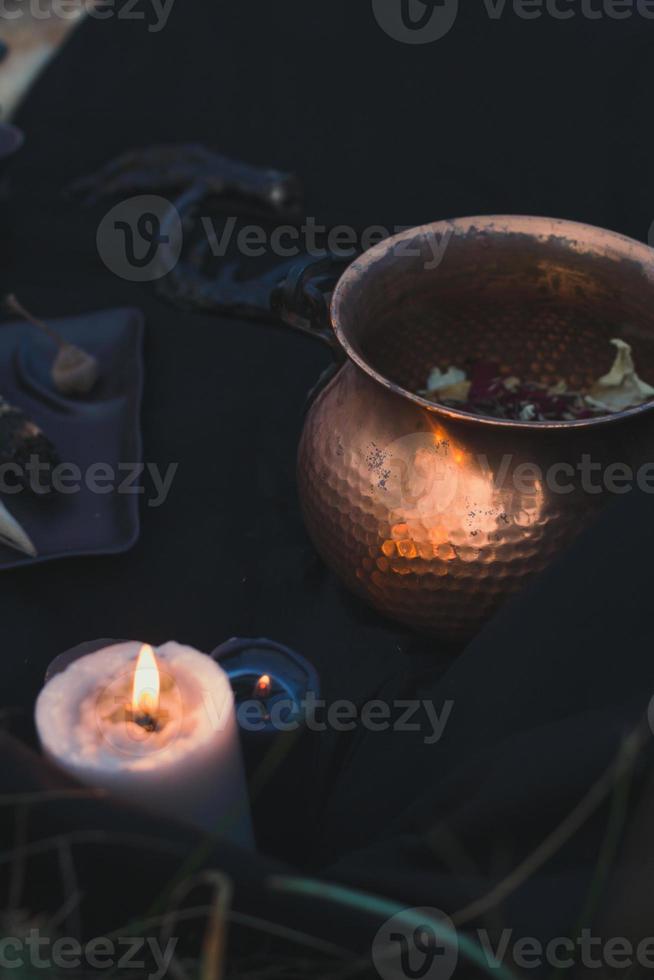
<box><xmin>297</xmin><ymin>217</ymin><xmax>654</xmax><ymax>640</ymax></box>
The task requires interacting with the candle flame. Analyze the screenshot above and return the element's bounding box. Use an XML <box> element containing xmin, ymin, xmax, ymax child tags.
<box><xmin>132</xmin><ymin>644</ymin><xmax>160</xmax><ymax>718</ymax></box>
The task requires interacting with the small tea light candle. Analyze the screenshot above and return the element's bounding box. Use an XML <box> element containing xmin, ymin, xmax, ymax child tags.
<box><xmin>35</xmin><ymin>641</ymin><xmax>253</xmax><ymax>848</ymax></box>
<box><xmin>212</xmin><ymin>637</ymin><xmax>320</xmax><ymax>859</ymax></box>
<box><xmin>212</xmin><ymin>637</ymin><xmax>320</xmax><ymax>737</ymax></box>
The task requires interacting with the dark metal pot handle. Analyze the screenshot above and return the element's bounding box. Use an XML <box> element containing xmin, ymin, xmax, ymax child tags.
<box><xmin>270</xmin><ymin>254</ymin><xmax>355</xmax><ymax>358</ymax></box>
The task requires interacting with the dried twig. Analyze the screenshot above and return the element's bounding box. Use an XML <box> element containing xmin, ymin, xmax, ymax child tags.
<box><xmin>201</xmin><ymin>872</ymin><xmax>233</xmax><ymax>980</ymax></box>
<box><xmin>147</xmin><ymin>732</ymin><xmax>301</xmax><ymax>922</ymax></box>
<box><xmin>450</xmin><ymin>720</ymin><xmax>649</xmax><ymax>928</ymax></box>
<box><xmin>110</xmin><ymin>905</ymin><xmax>350</xmax><ymax>962</ymax></box>
<box><xmin>0</xmin><ymin>788</ymin><xmax>107</xmax><ymax>808</ymax></box>
<box><xmin>0</xmin><ymin>829</ymin><xmax>185</xmax><ymax>867</ymax></box>
<box><xmin>48</xmin><ymin>837</ymin><xmax>83</xmax><ymax>937</ymax></box>
<box><xmin>4</xmin><ymin>294</ymin><xmax>66</xmax><ymax>348</ymax></box>
<box><xmin>7</xmin><ymin>804</ymin><xmax>27</xmax><ymax>913</ymax></box>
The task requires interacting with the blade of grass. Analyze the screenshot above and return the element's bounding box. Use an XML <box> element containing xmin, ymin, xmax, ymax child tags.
<box><xmin>145</xmin><ymin>731</ymin><xmax>301</xmax><ymax>922</ymax></box>
<box><xmin>269</xmin><ymin>875</ymin><xmax>520</xmax><ymax>980</ymax></box>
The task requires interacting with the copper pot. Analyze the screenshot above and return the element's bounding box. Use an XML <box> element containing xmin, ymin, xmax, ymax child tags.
<box><xmin>279</xmin><ymin>216</ymin><xmax>654</xmax><ymax>640</ymax></box>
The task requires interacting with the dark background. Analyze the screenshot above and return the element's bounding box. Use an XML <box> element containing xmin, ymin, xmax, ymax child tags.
<box><xmin>1</xmin><ymin>0</ymin><xmax>654</xmax><ymax>969</ymax></box>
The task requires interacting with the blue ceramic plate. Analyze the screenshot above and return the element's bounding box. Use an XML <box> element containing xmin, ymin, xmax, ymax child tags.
<box><xmin>0</xmin><ymin>307</ymin><xmax>144</xmax><ymax>568</ymax></box>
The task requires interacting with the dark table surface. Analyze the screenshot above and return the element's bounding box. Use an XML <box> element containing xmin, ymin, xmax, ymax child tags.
<box><xmin>2</xmin><ymin>1</ymin><xmax>654</xmax><ymax>968</ymax></box>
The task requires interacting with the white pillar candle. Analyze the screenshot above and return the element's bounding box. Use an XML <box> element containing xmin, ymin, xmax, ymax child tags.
<box><xmin>35</xmin><ymin>641</ymin><xmax>253</xmax><ymax>849</ymax></box>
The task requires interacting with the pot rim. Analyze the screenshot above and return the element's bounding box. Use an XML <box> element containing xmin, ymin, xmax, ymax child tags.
<box><xmin>331</xmin><ymin>214</ymin><xmax>654</xmax><ymax>431</ymax></box>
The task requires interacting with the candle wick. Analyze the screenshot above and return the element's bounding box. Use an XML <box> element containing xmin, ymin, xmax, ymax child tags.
<box><xmin>134</xmin><ymin>712</ymin><xmax>158</xmax><ymax>732</ymax></box>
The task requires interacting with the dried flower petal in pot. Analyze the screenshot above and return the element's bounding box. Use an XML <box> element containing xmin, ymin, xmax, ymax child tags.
<box><xmin>422</xmin><ymin>339</ymin><xmax>654</xmax><ymax>422</ymax></box>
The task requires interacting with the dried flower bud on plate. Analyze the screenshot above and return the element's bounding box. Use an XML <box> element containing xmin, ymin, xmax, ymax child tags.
<box><xmin>52</xmin><ymin>343</ymin><xmax>100</xmax><ymax>395</ymax></box>
<box><xmin>0</xmin><ymin>396</ymin><xmax>59</xmax><ymax>490</ymax></box>
<box><xmin>4</xmin><ymin>295</ymin><xmax>100</xmax><ymax>396</ymax></box>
